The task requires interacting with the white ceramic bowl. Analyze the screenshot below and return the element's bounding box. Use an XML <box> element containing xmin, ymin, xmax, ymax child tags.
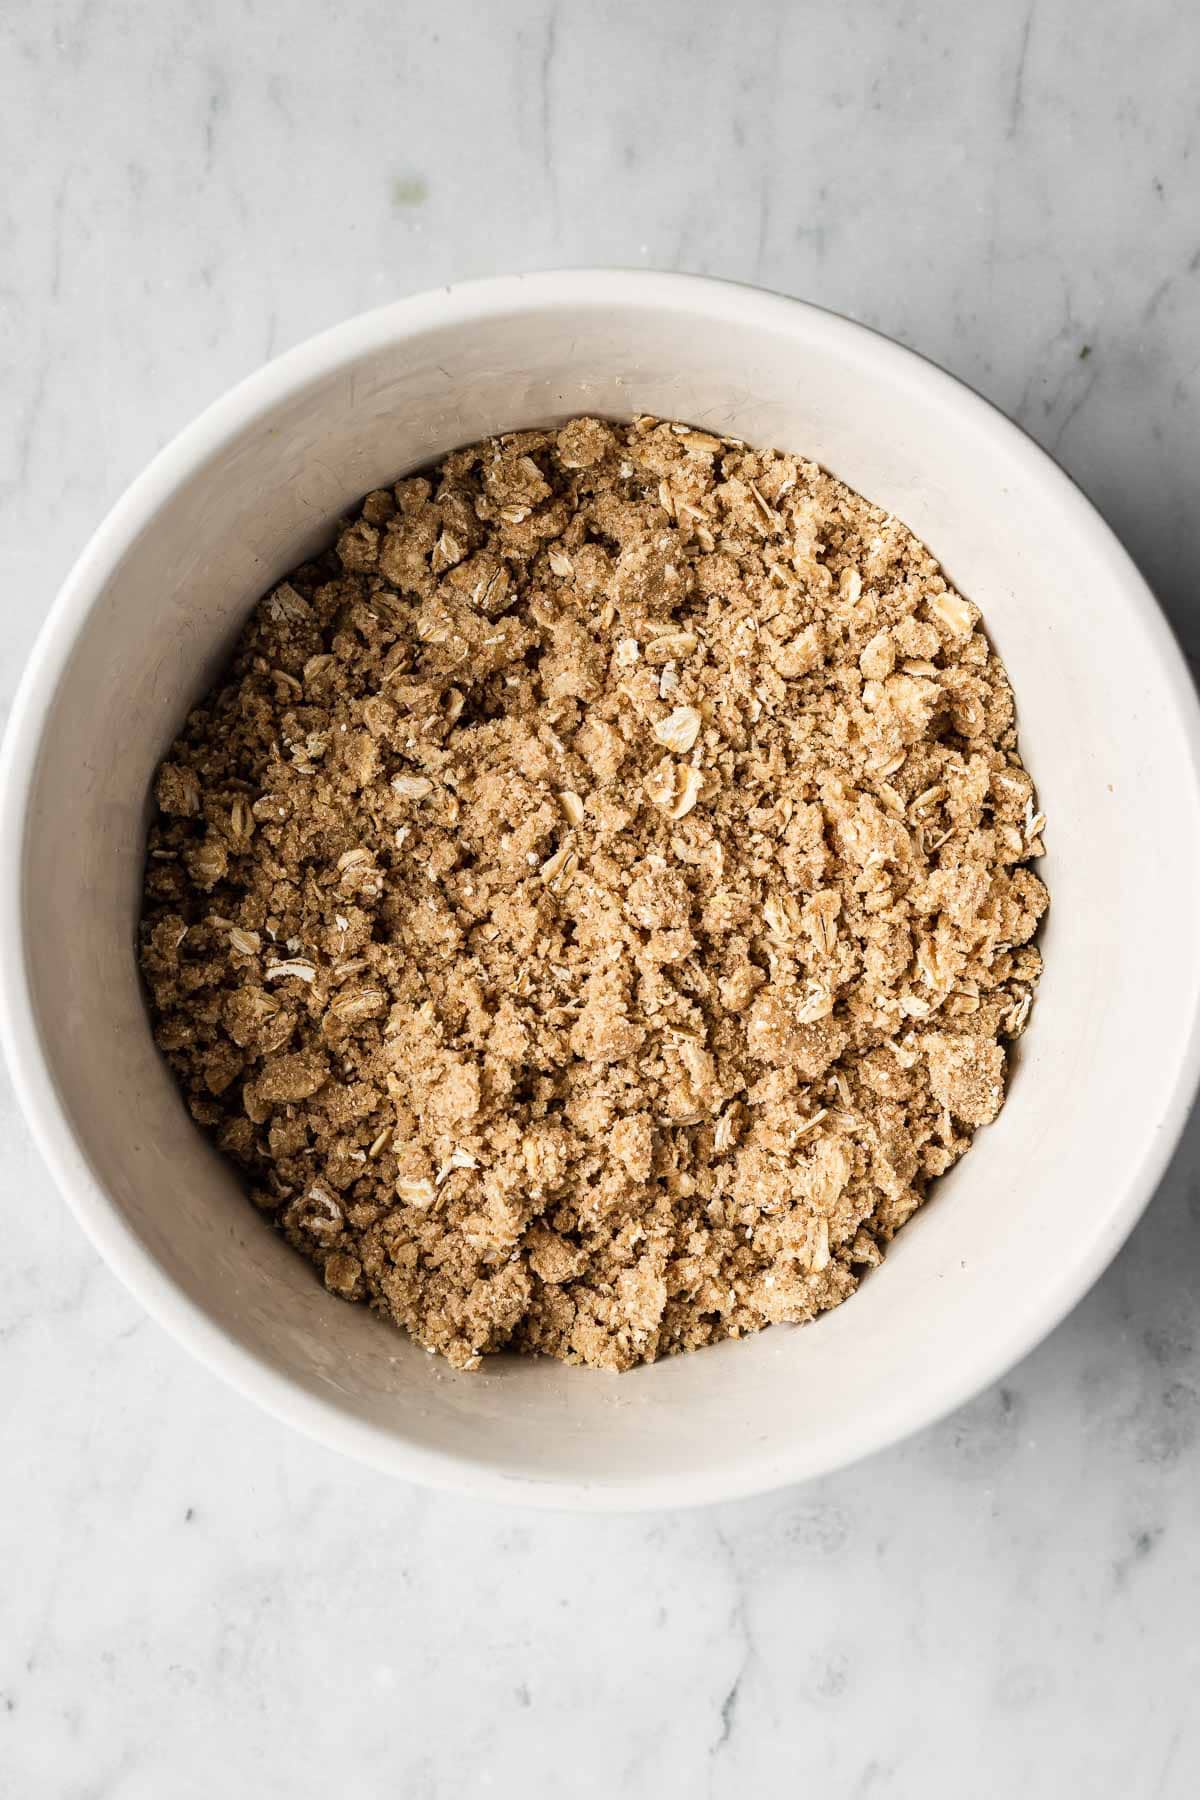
<box><xmin>4</xmin><ymin>271</ymin><xmax>1200</xmax><ymax>1510</ymax></box>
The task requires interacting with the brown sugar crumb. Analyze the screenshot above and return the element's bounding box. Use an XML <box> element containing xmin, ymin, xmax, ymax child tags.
<box><xmin>139</xmin><ymin>418</ymin><xmax>1048</xmax><ymax>1371</ymax></box>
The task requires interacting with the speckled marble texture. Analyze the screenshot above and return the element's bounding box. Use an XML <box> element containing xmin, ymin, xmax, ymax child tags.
<box><xmin>3</xmin><ymin>3</ymin><xmax>1200</xmax><ymax>1795</ymax></box>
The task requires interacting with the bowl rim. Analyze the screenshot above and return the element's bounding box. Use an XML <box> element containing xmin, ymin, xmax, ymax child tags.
<box><xmin>4</xmin><ymin>268</ymin><xmax>1200</xmax><ymax>1510</ymax></box>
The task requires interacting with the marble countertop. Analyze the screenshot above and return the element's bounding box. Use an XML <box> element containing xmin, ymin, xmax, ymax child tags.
<box><xmin>4</xmin><ymin>2</ymin><xmax>1200</xmax><ymax>1794</ymax></box>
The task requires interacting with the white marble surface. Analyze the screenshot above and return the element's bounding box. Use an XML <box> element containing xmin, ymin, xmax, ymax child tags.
<box><xmin>3</xmin><ymin>2</ymin><xmax>1200</xmax><ymax>1793</ymax></box>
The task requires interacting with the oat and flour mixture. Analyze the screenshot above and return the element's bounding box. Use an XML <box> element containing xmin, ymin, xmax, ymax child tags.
<box><xmin>140</xmin><ymin>416</ymin><xmax>1047</xmax><ymax>1371</ymax></box>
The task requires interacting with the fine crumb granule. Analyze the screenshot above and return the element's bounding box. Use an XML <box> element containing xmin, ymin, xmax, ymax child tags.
<box><xmin>140</xmin><ymin>416</ymin><xmax>1048</xmax><ymax>1371</ymax></box>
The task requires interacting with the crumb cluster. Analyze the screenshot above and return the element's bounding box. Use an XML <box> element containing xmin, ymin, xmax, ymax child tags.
<box><xmin>140</xmin><ymin>416</ymin><xmax>1047</xmax><ymax>1370</ymax></box>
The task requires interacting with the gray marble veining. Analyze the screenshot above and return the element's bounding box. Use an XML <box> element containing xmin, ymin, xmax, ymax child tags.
<box><xmin>3</xmin><ymin>2</ymin><xmax>1200</xmax><ymax>1794</ymax></box>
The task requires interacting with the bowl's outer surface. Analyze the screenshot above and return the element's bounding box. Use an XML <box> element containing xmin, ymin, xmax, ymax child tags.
<box><xmin>4</xmin><ymin>271</ymin><xmax>1200</xmax><ymax>1509</ymax></box>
